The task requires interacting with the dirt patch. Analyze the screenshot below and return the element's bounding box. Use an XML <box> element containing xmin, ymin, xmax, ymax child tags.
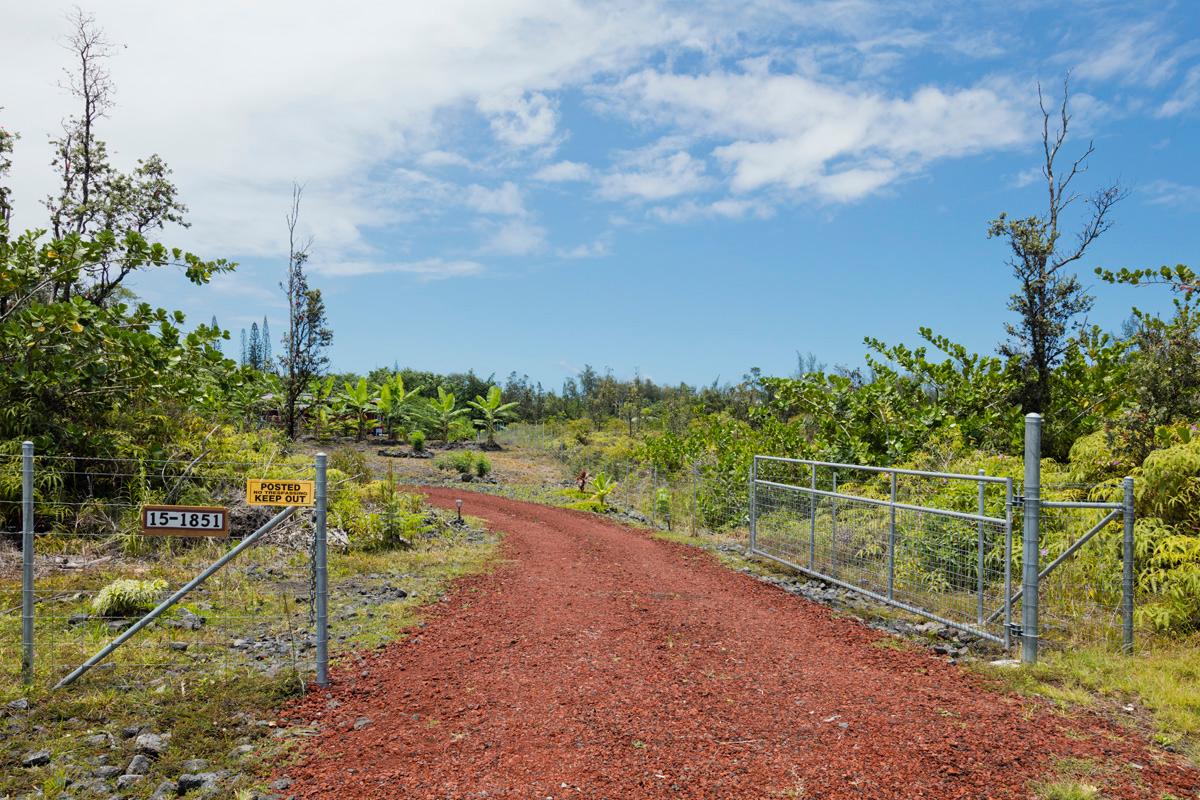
<box><xmin>275</xmin><ymin>490</ymin><xmax>1199</xmax><ymax>798</ymax></box>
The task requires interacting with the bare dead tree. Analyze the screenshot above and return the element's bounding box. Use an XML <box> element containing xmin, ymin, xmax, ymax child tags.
<box><xmin>46</xmin><ymin>8</ymin><xmax>114</xmax><ymax>246</ymax></box>
<box><xmin>988</xmin><ymin>76</ymin><xmax>1127</xmax><ymax>423</ymax></box>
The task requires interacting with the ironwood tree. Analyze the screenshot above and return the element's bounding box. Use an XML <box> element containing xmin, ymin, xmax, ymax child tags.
<box><xmin>279</xmin><ymin>184</ymin><xmax>332</xmax><ymax>439</ymax></box>
<box><xmin>988</xmin><ymin>78</ymin><xmax>1125</xmax><ymax>429</ymax></box>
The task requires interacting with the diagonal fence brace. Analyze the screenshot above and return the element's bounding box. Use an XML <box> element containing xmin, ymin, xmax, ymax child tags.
<box><xmin>54</xmin><ymin>505</ymin><xmax>299</xmax><ymax>689</ymax></box>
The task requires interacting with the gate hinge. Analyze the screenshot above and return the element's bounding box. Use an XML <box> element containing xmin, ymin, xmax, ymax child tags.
<box><xmin>1011</xmin><ymin>495</ymin><xmax>1025</xmax><ymax>507</ymax></box>
<box><xmin>1007</xmin><ymin>622</ymin><xmax>1023</xmax><ymax>639</ymax></box>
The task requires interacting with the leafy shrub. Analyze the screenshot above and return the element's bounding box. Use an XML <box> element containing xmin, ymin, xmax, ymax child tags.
<box><xmin>591</xmin><ymin>471</ymin><xmax>617</xmax><ymax>508</ymax></box>
<box><xmin>92</xmin><ymin>578</ymin><xmax>168</xmax><ymax>617</ymax></box>
<box><xmin>409</xmin><ymin>430</ymin><xmax>426</xmax><ymax>452</ymax></box>
<box><xmin>434</xmin><ymin>451</ymin><xmax>492</xmax><ymax>479</ymax></box>
<box><xmin>655</xmin><ymin>488</ymin><xmax>672</xmax><ymax>528</ymax></box>
<box><xmin>436</xmin><ymin>451</ymin><xmax>476</xmax><ymax>476</ymax></box>
<box><xmin>329</xmin><ymin>447</ymin><xmax>372</xmax><ymax>484</ymax></box>
<box><xmin>474</xmin><ymin>454</ymin><xmax>492</xmax><ymax>478</ymax></box>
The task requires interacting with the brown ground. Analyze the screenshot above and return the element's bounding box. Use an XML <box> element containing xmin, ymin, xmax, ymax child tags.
<box><xmin>278</xmin><ymin>489</ymin><xmax>1199</xmax><ymax>799</ymax></box>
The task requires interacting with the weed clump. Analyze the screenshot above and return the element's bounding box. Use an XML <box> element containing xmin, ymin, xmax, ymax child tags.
<box><xmin>91</xmin><ymin>578</ymin><xmax>168</xmax><ymax>617</ymax></box>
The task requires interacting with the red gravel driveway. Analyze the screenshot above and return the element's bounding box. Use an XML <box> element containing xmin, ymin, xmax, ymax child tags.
<box><xmin>279</xmin><ymin>489</ymin><xmax>1198</xmax><ymax>799</ymax></box>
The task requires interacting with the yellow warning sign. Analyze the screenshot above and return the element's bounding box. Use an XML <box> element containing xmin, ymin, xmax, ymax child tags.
<box><xmin>246</xmin><ymin>479</ymin><xmax>315</xmax><ymax>507</ymax></box>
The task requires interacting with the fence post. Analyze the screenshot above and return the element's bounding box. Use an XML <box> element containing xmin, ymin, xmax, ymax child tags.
<box><xmin>314</xmin><ymin>452</ymin><xmax>329</xmax><ymax>687</ymax></box>
<box><xmin>809</xmin><ymin>464</ymin><xmax>816</xmax><ymax>569</ymax></box>
<box><xmin>21</xmin><ymin>441</ymin><xmax>34</xmax><ymax>686</ymax></box>
<box><xmin>1022</xmin><ymin>413</ymin><xmax>1042</xmax><ymax>664</ymax></box>
<box><xmin>691</xmin><ymin>462</ymin><xmax>699</xmax><ymax>536</ymax></box>
<box><xmin>830</xmin><ymin>472</ymin><xmax>838</xmax><ymax>574</ymax></box>
<box><xmin>887</xmin><ymin>471</ymin><xmax>897</xmax><ymax>601</ymax></box>
<box><xmin>977</xmin><ymin>469</ymin><xmax>986</xmax><ymax>626</ymax></box>
<box><xmin>747</xmin><ymin>457</ymin><xmax>757</xmax><ymax>554</ymax></box>
<box><xmin>1003</xmin><ymin>478</ymin><xmax>1014</xmax><ymax>650</ymax></box>
<box><xmin>1122</xmin><ymin>475</ymin><xmax>1135</xmax><ymax>655</ymax></box>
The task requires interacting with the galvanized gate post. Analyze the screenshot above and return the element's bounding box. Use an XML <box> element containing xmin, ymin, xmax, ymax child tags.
<box><xmin>1003</xmin><ymin>478</ymin><xmax>1014</xmax><ymax>651</ymax></box>
<box><xmin>830</xmin><ymin>472</ymin><xmax>838</xmax><ymax>573</ymax></box>
<box><xmin>21</xmin><ymin>441</ymin><xmax>34</xmax><ymax>685</ymax></box>
<box><xmin>1022</xmin><ymin>413</ymin><xmax>1042</xmax><ymax>664</ymax></box>
<box><xmin>808</xmin><ymin>464</ymin><xmax>817</xmax><ymax>569</ymax></box>
<box><xmin>977</xmin><ymin>469</ymin><xmax>986</xmax><ymax>626</ymax></box>
<box><xmin>1121</xmin><ymin>475</ymin><xmax>1135</xmax><ymax>655</ymax></box>
<box><xmin>748</xmin><ymin>457</ymin><xmax>758</xmax><ymax>554</ymax></box>
<box><xmin>887</xmin><ymin>471</ymin><xmax>897</xmax><ymax>601</ymax></box>
<box><xmin>314</xmin><ymin>452</ymin><xmax>330</xmax><ymax>687</ymax></box>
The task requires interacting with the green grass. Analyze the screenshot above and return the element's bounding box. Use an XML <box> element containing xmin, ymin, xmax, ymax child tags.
<box><xmin>0</xmin><ymin>522</ymin><xmax>497</xmax><ymax>798</ymax></box>
<box><xmin>1034</xmin><ymin>780</ymin><xmax>1103</xmax><ymax>800</ymax></box>
<box><xmin>977</xmin><ymin>638</ymin><xmax>1200</xmax><ymax>764</ymax></box>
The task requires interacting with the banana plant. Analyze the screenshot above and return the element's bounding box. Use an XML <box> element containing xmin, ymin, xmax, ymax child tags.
<box><xmin>375</xmin><ymin>374</ymin><xmax>424</xmax><ymax>440</ymax></box>
<box><xmin>591</xmin><ymin>471</ymin><xmax>617</xmax><ymax>509</ymax></box>
<box><xmin>428</xmin><ymin>386</ymin><xmax>469</xmax><ymax>444</ymax></box>
<box><xmin>339</xmin><ymin>377</ymin><xmax>375</xmax><ymax>441</ymax></box>
<box><xmin>467</xmin><ymin>385</ymin><xmax>520</xmax><ymax>447</ymax></box>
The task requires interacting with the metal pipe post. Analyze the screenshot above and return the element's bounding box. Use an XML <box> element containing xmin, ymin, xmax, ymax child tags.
<box><xmin>977</xmin><ymin>469</ymin><xmax>986</xmax><ymax>626</ymax></box>
<box><xmin>1122</xmin><ymin>476</ymin><xmax>1135</xmax><ymax>655</ymax></box>
<box><xmin>1022</xmin><ymin>413</ymin><xmax>1042</xmax><ymax>664</ymax></box>
<box><xmin>21</xmin><ymin>441</ymin><xmax>34</xmax><ymax>685</ymax></box>
<box><xmin>830</xmin><ymin>472</ymin><xmax>838</xmax><ymax>574</ymax></box>
<box><xmin>315</xmin><ymin>453</ymin><xmax>330</xmax><ymax>686</ymax></box>
<box><xmin>691</xmin><ymin>462</ymin><xmax>698</xmax><ymax>536</ymax></box>
<box><xmin>1003</xmin><ymin>478</ymin><xmax>1014</xmax><ymax>651</ymax></box>
<box><xmin>887</xmin><ymin>471</ymin><xmax>897</xmax><ymax>601</ymax></box>
<box><xmin>809</xmin><ymin>464</ymin><xmax>817</xmax><ymax>569</ymax></box>
<box><xmin>747</xmin><ymin>457</ymin><xmax>758</xmax><ymax>554</ymax></box>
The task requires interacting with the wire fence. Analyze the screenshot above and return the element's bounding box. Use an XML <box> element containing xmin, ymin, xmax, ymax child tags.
<box><xmin>0</xmin><ymin>451</ymin><xmax>323</xmax><ymax>690</ymax></box>
<box><xmin>751</xmin><ymin>458</ymin><xmax>1013</xmax><ymax>645</ymax></box>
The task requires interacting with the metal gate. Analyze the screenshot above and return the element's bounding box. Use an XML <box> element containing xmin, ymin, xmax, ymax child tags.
<box><xmin>749</xmin><ymin>456</ymin><xmax>1015</xmax><ymax>647</ymax></box>
<box><xmin>747</xmin><ymin>414</ymin><xmax>1136</xmax><ymax>663</ymax></box>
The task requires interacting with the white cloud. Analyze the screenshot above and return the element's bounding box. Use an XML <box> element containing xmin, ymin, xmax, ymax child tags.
<box><xmin>478</xmin><ymin>91</ymin><xmax>560</xmax><ymax>149</ymax></box>
<box><xmin>649</xmin><ymin>197</ymin><xmax>773</xmax><ymax>223</ymax></box>
<box><xmin>599</xmin><ymin>145</ymin><xmax>710</xmax><ymax>201</ymax></box>
<box><xmin>1160</xmin><ymin>65</ymin><xmax>1200</xmax><ymax>117</ymax></box>
<box><xmin>1143</xmin><ymin>180</ymin><xmax>1200</xmax><ymax>209</ymax></box>
<box><xmin>556</xmin><ymin>238</ymin><xmax>610</xmax><ymax>258</ymax></box>
<box><xmin>465</xmin><ymin>181</ymin><xmax>526</xmax><ymax>216</ymax></box>
<box><xmin>533</xmin><ymin>160</ymin><xmax>593</xmax><ymax>182</ymax></box>
<box><xmin>479</xmin><ymin>219</ymin><xmax>547</xmax><ymax>255</ymax></box>
<box><xmin>0</xmin><ymin>1</ymin><xmax>691</xmax><ymax>260</ymax></box>
<box><xmin>313</xmin><ymin>258</ymin><xmax>485</xmax><ymax>280</ymax></box>
<box><xmin>1011</xmin><ymin>166</ymin><xmax>1042</xmax><ymax>189</ymax></box>
<box><xmin>418</xmin><ymin>150</ymin><xmax>473</xmax><ymax>168</ymax></box>
<box><xmin>1069</xmin><ymin>20</ymin><xmax>1193</xmax><ymax>90</ymax></box>
<box><xmin>608</xmin><ymin>69</ymin><xmax>1028</xmax><ymax>201</ymax></box>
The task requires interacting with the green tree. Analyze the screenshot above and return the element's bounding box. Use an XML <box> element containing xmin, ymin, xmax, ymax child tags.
<box><xmin>247</xmin><ymin>321</ymin><xmax>263</xmax><ymax>369</ymax></box>
<box><xmin>468</xmin><ymin>385</ymin><xmax>519</xmax><ymax>447</ymax></box>
<box><xmin>0</xmin><ymin>116</ymin><xmax>15</xmax><ymax>226</ymax></box>
<box><xmin>375</xmin><ymin>374</ymin><xmax>424</xmax><ymax>439</ymax></box>
<box><xmin>428</xmin><ymin>386</ymin><xmax>469</xmax><ymax>444</ymax></box>
<box><xmin>988</xmin><ymin>79</ymin><xmax>1124</xmax><ymax>435</ymax></box>
<box><xmin>0</xmin><ymin>226</ymin><xmax>231</xmax><ymax>454</ymax></box>
<box><xmin>1098</xmin><ymin>264</ymin><xmax>1200</xmax><ymax>459</ymax></box>
<box><xmin>280</xmin><ymin>185</ymin><xmax>332</xmax><ymax>439</ymax></box>
<box><xmin>339</xmin><ymin>377</ymin><xmax>375</xmax><ymax>441</ymax></box>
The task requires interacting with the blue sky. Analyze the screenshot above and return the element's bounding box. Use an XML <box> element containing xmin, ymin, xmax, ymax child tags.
<box><xmin>3</xmin><ymin>1</ymin><xmax>1198</xmax><ymax>386</ymax></box>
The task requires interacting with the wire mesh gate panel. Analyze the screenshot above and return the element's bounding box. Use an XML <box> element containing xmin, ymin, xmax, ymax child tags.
<box><xmin>0</xmin><ymin>449</ymin><xmax>325</xmax><ymax>689</ymax></box>
<box><xmin>750</xmin><ymin>456</ymin><xmax>1014</xmax><ymax>646</ymax></box>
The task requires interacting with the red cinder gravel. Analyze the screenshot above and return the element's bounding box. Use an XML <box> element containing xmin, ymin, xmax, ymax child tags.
<box><xmin>278</xmin><ymin>489</ymin><xmax>1198</xmax><ymax>799</ymax></box>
